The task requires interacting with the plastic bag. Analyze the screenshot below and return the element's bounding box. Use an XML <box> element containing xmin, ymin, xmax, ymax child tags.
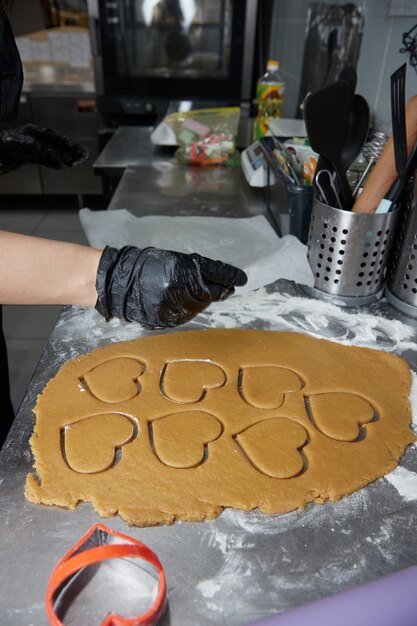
<box><xmin>164</xmin><ymin>107</ymin><xmax>241</xmax><ymax>166</ymax></box>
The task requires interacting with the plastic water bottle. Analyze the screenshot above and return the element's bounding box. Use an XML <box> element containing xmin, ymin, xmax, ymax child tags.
<box><xmin>254</xmin><ymin>59</ymin><xmax>285</xmax><ymax>139</ymax></box>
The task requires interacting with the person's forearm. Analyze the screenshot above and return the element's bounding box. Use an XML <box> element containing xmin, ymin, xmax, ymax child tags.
<box><xmin>0</xmin><ymin>230</ymin><xmax>102</xmax><ymax>306</ymax></box>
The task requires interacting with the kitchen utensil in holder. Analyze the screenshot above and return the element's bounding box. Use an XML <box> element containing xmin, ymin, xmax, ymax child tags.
<box><xmin>385</xmin><ymin>177</ymin><xmax>417</xmax><ymax>317</ymax></box>
<box><xmin>259</xmin><ymin>136</ymin><xmax>314</xmax><ymax>244</ymax></box>
<box><xmin>306</xmin><ymin>195</ymin><xmax>399</xmax><ymax>306</ymax></box>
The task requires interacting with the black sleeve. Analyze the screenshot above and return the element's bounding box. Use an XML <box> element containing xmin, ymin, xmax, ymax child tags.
<box><xmin>0</xmin><ymin>13</ymin><xmax>24</xmax><ymax>121</ymax></box>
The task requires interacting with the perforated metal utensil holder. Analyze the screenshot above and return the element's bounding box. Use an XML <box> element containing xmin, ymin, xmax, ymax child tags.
<box><xmin>306</xmin><ymin>196</ymin><xmax>399</xmax><ymax>306</ymax></box>
<box><xmin>386</xmin><ymin>178</ymin><xmax>417</xmax><ymax>317</ymax></box>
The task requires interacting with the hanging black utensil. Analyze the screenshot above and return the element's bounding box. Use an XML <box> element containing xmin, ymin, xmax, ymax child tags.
<box><xmin>304</xmin><ymin>80</ymin><xmax>354</xmax><ymax>210</ymax></box>
<box><xmin>321</xmin><ymin>28</ymin><xmax>338</xmax><ymax>86</ymax></box>
<box><xmin>338</xmin><ymin>65</ymin><xmax>357</xmax><ymax>94</ymax></box>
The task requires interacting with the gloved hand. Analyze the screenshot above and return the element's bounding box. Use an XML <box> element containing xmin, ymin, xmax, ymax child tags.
<box><xmin>0</xmin><ymin>124</ymin><xmax>89</xmax><ymax>174</ymax></box>
<box><xmin>95</xmin><ymin>246</ymin><xmax>248</xmax><ymax>328</ymax></box>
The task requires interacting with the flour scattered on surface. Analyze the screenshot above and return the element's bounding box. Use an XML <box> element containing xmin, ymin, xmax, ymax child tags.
<box><xmin>196</xmin><ymin>289</ymin><xmax>416</xmax><ymax>352</ymax></box>
<box><xmin>196</xmin><ymin>524</ymin><xmax>257</xmax><ymax>617</ymax></box>
<box><xmin>385</xmin><ymin>466</ymin><xmax>417</xmax><ymax>502</ymax></box>
<box><xmin>197</xmin><ymin>580</ymin><xmax>220</xmax><ymax>599</ymax></box>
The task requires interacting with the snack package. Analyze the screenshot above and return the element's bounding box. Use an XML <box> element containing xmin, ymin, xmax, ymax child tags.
<box><xmin>164</xmin><ymin>107</ymin><xmax>241</xmax><ymax>166</ymax></box>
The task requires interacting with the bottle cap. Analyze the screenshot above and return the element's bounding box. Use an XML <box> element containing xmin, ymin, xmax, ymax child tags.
<box><xmin>266</xmin><ymin>59</ymin><xmax>280</xmax><ymax>70</ymax></box>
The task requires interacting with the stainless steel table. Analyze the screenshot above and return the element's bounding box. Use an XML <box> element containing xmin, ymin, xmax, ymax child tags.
<box><xmin>93</xmin><ymin>126</ymin><xmax>174</xmax><ymax>177</ymax></box>
<box><xmin>1</xmin><ymin>142</ymin><xmax>417</xmax><ymax>624</ymax></box>
<box><xmin>103</xmin><ymin>135</ymin><xmax>288</xmax><ymax>236</ymax></box>
<box><xmin>108</xmin><ymin>163</ymin><xmax>269</xmax><ymax>219</ymax></box>
<box><xmin>94</xmin><ymin>125</ymin><xmax>288</xmax><ymax>233</ymax></box>
<box><xmin>93</xmin><ymin>126</ymin><xmax>273</xmax><ymax>219</ymax></box>
<box><xmin>2</xmin><ymin>284</ymin><xmax>417</xmax><ymax>625</ymax></box>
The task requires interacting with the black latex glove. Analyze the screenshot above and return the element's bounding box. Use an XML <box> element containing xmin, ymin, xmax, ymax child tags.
<box><xmin>0</xmin><ymin>124</ymin><xmax>89</xmax><ymax>174</ymax></box>
<box><xmin>95</xmin><ymin>246</ymin><xmax>248</xmax><ymax>328</ymax></box>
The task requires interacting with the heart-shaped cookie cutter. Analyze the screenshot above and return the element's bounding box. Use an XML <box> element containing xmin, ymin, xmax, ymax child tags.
<box><xmin>46</xmin><ymin>523</ymin><xmax>166</xmax><ymax>626</ymax></box>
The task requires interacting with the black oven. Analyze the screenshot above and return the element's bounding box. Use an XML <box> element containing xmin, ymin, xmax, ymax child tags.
<box><xmin>87</xmin><ymin>0</ymin><xmax>270</xmax><ymax>122</ymax></box>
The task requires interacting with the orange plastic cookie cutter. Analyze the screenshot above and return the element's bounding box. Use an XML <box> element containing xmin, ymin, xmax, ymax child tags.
<box><xmin>46</xmin><ymin>523</ymin><xmax>166</xmax><ymax>626</ymax></box>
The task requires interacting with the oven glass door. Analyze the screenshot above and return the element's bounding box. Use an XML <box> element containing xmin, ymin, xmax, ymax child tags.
<box><xmin>98</xmin><ymin>0</ymin><xmax>246</xmax><ymax>101</ymax></box>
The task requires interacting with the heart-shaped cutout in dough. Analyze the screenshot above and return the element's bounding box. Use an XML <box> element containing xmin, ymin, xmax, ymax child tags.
<box><xmin>151</xmin><ymin>411</ymin><xmax>222</xmax><ymax>468</ymax></box>
<box><xmin>236</xmin><ymin>417</ymin><xmax>309</xmax><ymax>478</ymax></box>
<box><xmin>161</xmin><ymin>360</ymin><xmax>226</xmax><ymax>403</ymax></box>
<box><xmin>307</xmin><ymin>392</ymin><xmax>375</xmax><ymax>442</ymax></box>
<box><xmin>239</xmin><ymin>366</ymin><xmax>303</xmax><ymax>409</ymax></box>
<box><xmin>81</xmin><ymin>358</ymin><xmax>145</xmax><ymax>403</ymax></box>
<box><xmin>63</xmin><ymin>413</ymin><xmax>136</xmax><ymax>473</ymax></box>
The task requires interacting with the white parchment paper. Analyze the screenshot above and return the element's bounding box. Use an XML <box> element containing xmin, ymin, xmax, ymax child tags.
<box><xmin>79</xmin><ymin>209</ymin><xmax>315</xmax><ymax>293</ymax></box>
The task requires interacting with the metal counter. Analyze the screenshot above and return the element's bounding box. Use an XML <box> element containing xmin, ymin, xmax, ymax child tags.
<box><xmin>100</xmin><ymin>125</ymin><xmax>285</xmax><ymax>232</ymax></box>
<box><xmin>22</xmin><ymin>63</ymin><xmax>95</xmax><ymax>94</ymax></box>
<box><xmin>93</xmin><ymin>127</ymin><xmax>173</xmax><ymax>177</ymax></box>
<box><xmin>95</xmin><ymin>126</ymin><xmax>287</xmax><ymax>233</ymax></box>
<box><xmin>1</xmin><ymin>147</ymin><xmax>417</xmax><ymax>625</ymax></box>
<box><xmin>108</xmin><ymin>164</ymin><xmax>268</xmax><ymax>221</ymax></box>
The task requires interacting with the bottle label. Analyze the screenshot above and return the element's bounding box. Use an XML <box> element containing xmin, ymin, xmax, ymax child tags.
<box><xmin>256</xmin><ymin>81</ymin><xmax>285</xmax><ymax>102</ymax></box>
<box><xmin>254</xmin><ymin>81</ymin><xmax>286</xmax><ymax>139</ymax></box>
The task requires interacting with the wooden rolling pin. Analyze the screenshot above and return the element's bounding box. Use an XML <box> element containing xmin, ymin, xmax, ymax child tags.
<box><xmin>352</xmin><ymin>95</ymin><xmax>417</xmax><ymax>213</ymax></box>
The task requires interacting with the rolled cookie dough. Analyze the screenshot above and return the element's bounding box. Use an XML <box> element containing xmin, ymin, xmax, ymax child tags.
<box><xmin>25</xmin><ymin>329</ymin><xmax>416</xmax><ymax>527</ymax></box>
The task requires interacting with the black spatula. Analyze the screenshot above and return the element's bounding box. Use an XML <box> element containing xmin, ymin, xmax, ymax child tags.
<box><xmin>386</xmin><ymin>63</ymin><xmax>407</xmax><ymax>204</ymax></box>
<box><xmin>303</xmin><ymin>80</ymin><xmax>354</xmax><ymax>210</ymax></box>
